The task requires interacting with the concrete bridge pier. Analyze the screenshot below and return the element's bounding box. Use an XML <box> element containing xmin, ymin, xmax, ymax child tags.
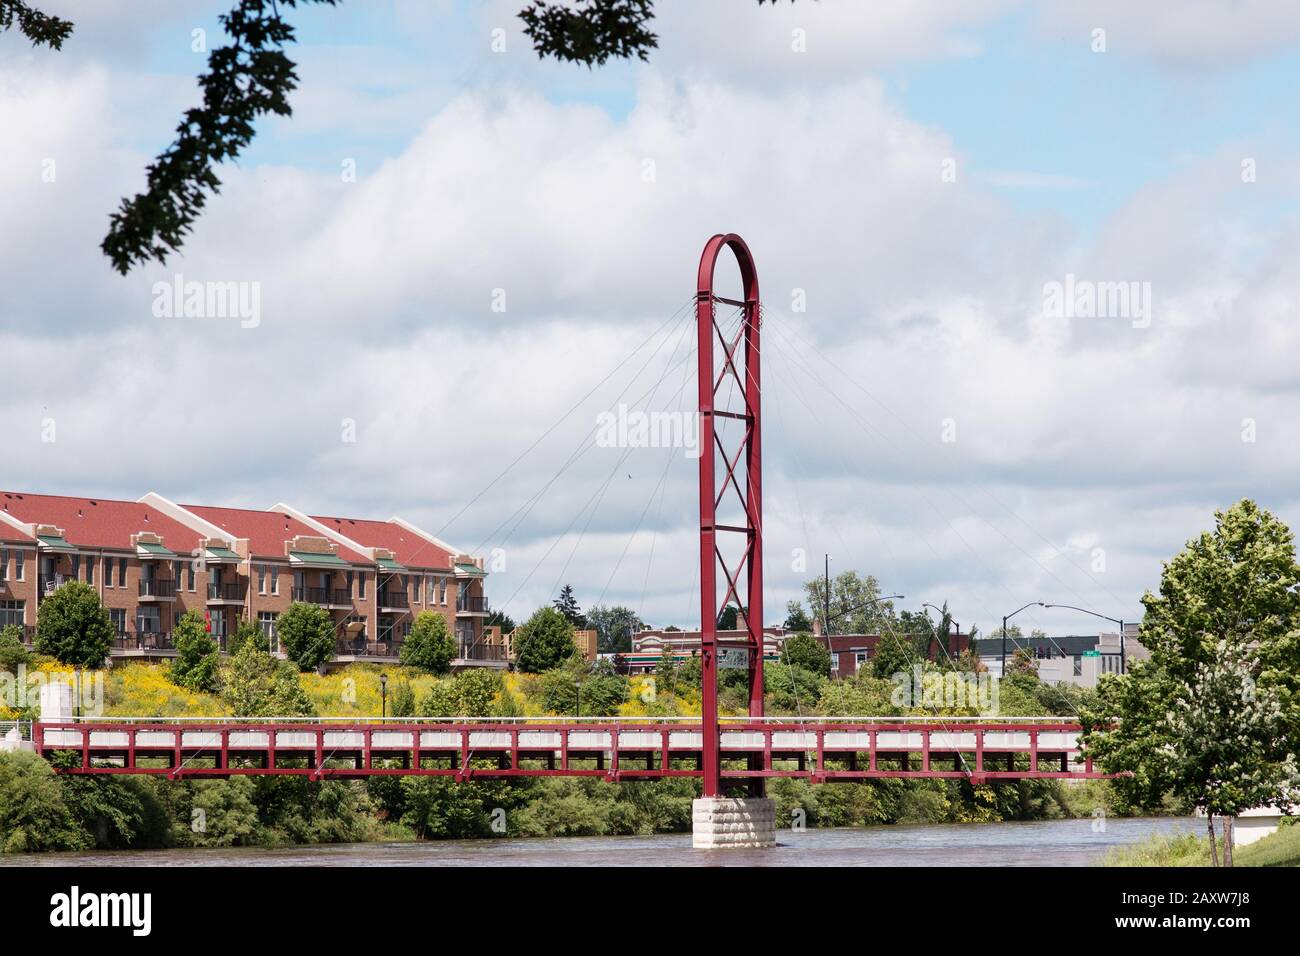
<box><xmin>692</xmin><ymin>797</ymin><xmax>776</xmax><ymax>849</ymax></box>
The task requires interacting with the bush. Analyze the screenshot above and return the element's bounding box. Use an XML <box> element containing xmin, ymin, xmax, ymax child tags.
<box><xmin>228</xmin><ymin>618</ymin><xmax>268</xmax><ymax>655</ymax></box>
<box><xmin>781</xmin><ymin>632</ymin><xmax>831</xmax><ymax>677</ymax></box>
<box><xmin>513</xmin><ymin>606</ymin><xmax>576</xmax><ymax>673</ymax></box>
<box><xmin>418</xmin><ymin>668</ymin><xmax>505</xmax><ymax>717</ymax></box>
<box><xmin>0</xmin><ymin>750</ymin><xmax>89</xmax><ymax>853</ymax></box>
<box><xmin>276</xmin><ymin>602</ymin><xmax>335</xmax><ymax>672</ymax></box>
<box><xmin>399</xmin><ymin>611</ymin><xmax>456</xmax><ymax>674</ymax></box>
<box><xmin>0</xmin><ymin>624</ymin><xmax>29</xmax><ymax>674</ymax></box>
<box><xmin>34</xmin><ymin>580</ymin><xmax>113</xmax><ymax>667</ymax></box>
<box><xmin>169</xmin><ymin>610</ymin><xmax>219</xmax><ymax>693</ymax></box>
<box><xmin>219</xmin><ymin>642</ymin><xmax>316</xmax><ymax>717</ymax></box>
<box><xmin>540</xmin><ymin>669</ymin><xmax>629</xmax><ymax>716</ymax></box>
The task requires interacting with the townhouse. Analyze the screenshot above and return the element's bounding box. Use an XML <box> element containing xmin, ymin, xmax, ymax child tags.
<box><xmin>0</xmin><ymin>489</ymin><xmax>497</xmax><ymax>668</ymax></box>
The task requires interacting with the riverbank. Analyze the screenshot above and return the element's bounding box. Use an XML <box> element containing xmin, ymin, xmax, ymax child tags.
<box><xmin>0</xmin><ymin>816</ymin><xmax>1199</xmax><ymax>867</ymax></box>
<box><xmin>1102</xmin><ymin>821</ymin><xmax>1300</xmax><ymax>867</ymax></box>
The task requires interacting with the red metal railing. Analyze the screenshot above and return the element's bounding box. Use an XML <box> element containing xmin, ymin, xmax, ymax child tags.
<box><xmin>33</xmin><ymin>718</ymin><xmax>1108</xmax><ymax>783</ymax></box>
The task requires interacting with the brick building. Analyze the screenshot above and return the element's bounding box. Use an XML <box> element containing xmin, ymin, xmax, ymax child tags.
<box><xmin>0</xmin><ymin>489</ymin><xmax>498</xmax><ymax>668</ymax></box>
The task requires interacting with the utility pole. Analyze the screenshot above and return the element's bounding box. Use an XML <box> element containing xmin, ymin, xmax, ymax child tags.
<box><xmin>823</xmin><ymin>553</ymin><xmax>831</xmax><ymax>638</ymax></box>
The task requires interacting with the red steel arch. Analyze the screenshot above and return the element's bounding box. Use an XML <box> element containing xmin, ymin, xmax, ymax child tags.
<box><xmin>695</xmin><ymin>233</ymin><xmax>763</xmax><ymax>797</ymax></box>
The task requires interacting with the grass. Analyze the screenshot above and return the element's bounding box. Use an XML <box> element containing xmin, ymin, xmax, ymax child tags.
<box><xmin>1103</xmin><ymin>820</ymin><xmax>1300</xmax><ymax>867</ymax></box>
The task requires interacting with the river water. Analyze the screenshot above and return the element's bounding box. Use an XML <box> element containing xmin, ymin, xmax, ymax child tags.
<box><xmin>2</xmin><ymin>816</ymin><xmax>1197</xmax><ymax>867</ymax></box>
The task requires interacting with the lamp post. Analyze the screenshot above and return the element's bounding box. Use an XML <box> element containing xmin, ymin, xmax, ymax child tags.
<box><xmin>380</xmin><ymin>672</ymin><xmax>388</xmax><ymax>719</ymax></box>
<box><xmin>921</xmin><ymin>602</ymin><xmax>961</xmax><ymax>658</ymax></box>
<box><xmin>1001</xmin><ymin>602</ymin><xmax>1042</xmax><ymax>674</ymax></box>
<box><xmin>575</xmin><ymin>677</ymin><xmax>583</xmax><ymax>718</ymax></box>
<box><xmin>1040</xmin><ymin>603</ymin><xmax>1127</xmax><ymax>674</ymax></box>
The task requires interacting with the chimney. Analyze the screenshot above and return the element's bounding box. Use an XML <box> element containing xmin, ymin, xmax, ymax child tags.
<box><xmin>812</xmin><ymin>617</ymin><xmax>822</xmax><ymax>637</ymax></box>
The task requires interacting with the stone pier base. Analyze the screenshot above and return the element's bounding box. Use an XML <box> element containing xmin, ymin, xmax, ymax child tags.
<box><xmin>692</xmin><ymin>797</ymin><xmax>776</xmax><ymax>849</ymax></box>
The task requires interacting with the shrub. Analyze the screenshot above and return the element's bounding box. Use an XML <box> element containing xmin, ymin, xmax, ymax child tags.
<box><xmin>399</xmin><ymin>611</ymin><xmax>456</xmax><ymax>675</ymax></box>
<box><xmin>513</xmin><ymin>606</ymin><xmax>576</xmax><ymax>673</ymax></box>
<box><xmin>169</xmin><ymin>610</ymin><xmax>219</xmax><ymax>693</ymax></box>
<box><xmin>276</xmin><ymin>601</ymin><xmax>335</xmax><ymax>672</ymax></box>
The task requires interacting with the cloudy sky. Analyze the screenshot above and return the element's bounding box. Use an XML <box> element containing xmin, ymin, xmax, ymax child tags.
<box><xmin>2</xmin><ymin>0</ymin><xmax>1299</xmax><ymax>637</ymax></box>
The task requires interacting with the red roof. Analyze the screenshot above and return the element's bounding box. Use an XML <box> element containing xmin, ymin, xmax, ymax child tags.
<box><xmin>0</xmin><ymin>491</ymin><xmax>203</xmax><ymax>552</ymax></box>
<box><xmin>183</xmin><ymin>504</ymin><xmax>369</xmax><ymax>564</ymax></box>
<box><xmin>309</xmin><ymin>514</ymin><xmax>454</xmax><ymax>570</ymax></box>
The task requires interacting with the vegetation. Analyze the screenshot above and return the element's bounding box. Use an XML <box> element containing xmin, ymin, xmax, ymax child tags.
<box><xmin>552</xmin><ymin>584</ymin><xmax>587</xmax><ymax>628</ymax></box>
<box><xmin>34</xmin><ymin>580</ymin><xmax>114</xmax><ymax>667</ymax></box>
<box><xmin>587</xmin><ymin>604</ymin><xmax>643</xmax><ymax>654</ymax></box>
<box><xmin>1083</xmin><ymin>499</ymin><xmax>1300</xmax><ymax>865</ymax></box>
<box><xmin>780</xmin><ymin>631</ymin><xmax>831</xmax><ymax>677</ymax></box>
<box><xmin>0</xmin><ymin>624</ymin><xmax>30</xmax><ymax>673</ymax></box>
<box><xmin>275</xmin><ymin>601</ymin><xmax>335</xmax><ymax>672</ymax></box>
<box><xmin>228</xmin><ymin>617</ymin><xmax>268</xmax><ymax>655</ymax></box>
<box><xmin>1103</xmin><ymin>822</ymin><xmax>1300</xmax><ymax>868</ymax></box>
<box><xmin>514</xmin><ymin>606</ymin><xmax>577</xmax><ymax>673</ymax></box>
<box><xmin>169</xmin><ymin>610</ymin><xmax>219</xmax><ymax>693</ymax></box>
<box><xmin>399</xmin><ymin>611</ymin><xmax>456</xmax><ymax>675</ymax></box>
<box><xmin>219</xmin><ymin>643</ymin><xmax>315</xmax><ymax>717</ymax></box>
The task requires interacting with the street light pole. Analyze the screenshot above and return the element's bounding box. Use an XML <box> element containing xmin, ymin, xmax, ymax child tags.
<box><xmin>380</xmin><ymin>672</ymin><xmax>388</xmax><ymax>720</ymax></box>
<box><xmin>1040</xmin><ymin>603</ymin><xmax>1127</xmax><ymax>674</ymax></box>
<box><xmin>921</xmin><ymin>602</ymin><xmax>960</xmax><ymax>658</ymax></box>
<box><xmin>1001</xmin><ymin>602</ymin><xmax>1042</xmax><ymax>674</ymax></box>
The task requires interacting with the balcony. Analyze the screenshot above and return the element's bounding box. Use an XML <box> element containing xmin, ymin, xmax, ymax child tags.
<box><xmin>334</xmin><ymin>635</ymin><xmax>403</xmax><ymax>661</ymax></box>
<box><xmin>39</xmin><ymin>574</ymin><xmax>67</xmax><ymax>596</ymax></box>
<box><xmin>293</xmin><ymin>586</ymin><xmax>351</xmax><ymax>608</ymax></box>
<box><xmin>207</xmin><ymin>581</ymin><xmax>248</xmax><ymax>605</ymax></box>
<box><xmin>112</xmin><ymin>632</ymin><xmax>176</xmax><ymax>654</ymax></box>
<box><xmin>456</xmin><ymin>641</ymin><xmax>506</xmax><ymax>663</ymax></box>
<box><xmin>456</xmin><ymin>595</ymin><xmax>487</xmax><ymax>614</ymax></box>
<box><xmin>379</xmin><ymin>590</ymin><xmax>409</xmax><ymax>610</ymax></box>
<box><xmin>138</xmin><ymin>578</ymin><xmax>178</xmax><ymax>600</ymax></box>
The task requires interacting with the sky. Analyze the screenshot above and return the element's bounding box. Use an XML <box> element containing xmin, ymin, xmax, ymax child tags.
<box><xmin>2</xmin><ymin>0</ymin><xmax>1299</xmax><ymax>638</ymax></box>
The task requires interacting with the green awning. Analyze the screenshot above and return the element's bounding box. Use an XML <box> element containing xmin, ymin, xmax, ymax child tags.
<box><xmin>377</xmin><ymin>557</ymin><xmax>407</xmax><ymax>571</ymax></box>
<box><xmin>205</xmin><ymin>546</ymin><xmax>241</xmax><ymax>561</ymax></box>
<box><xmin>136</xmin><ymin>542</ymin><xmax>176</xmax><ymax>557</ymax></box>
<box><xmin>37</xmin><ymin>534</ymin><xmax>77</xmax><ymax>553</ymax></box>
<box><xmin>289</xmin><ymin>550</ymin><xmax>349</xmax><ymax>567</ymax></box>
<box><xmin>454</xmin><ymin>562</ymin><xmax>485</xmax><ymax>577</ymax></box>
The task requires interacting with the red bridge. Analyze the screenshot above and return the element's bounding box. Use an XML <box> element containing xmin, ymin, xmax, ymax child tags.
<box><xmin>31</xmin><ymin>717</ymin><xmax>1106</xmax><ymax>783</ymax></box>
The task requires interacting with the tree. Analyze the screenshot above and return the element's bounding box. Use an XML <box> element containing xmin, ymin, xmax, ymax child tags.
<box><xmin>783</xmin><ymin>600</ymin><xmax>812</xmax><ymax>632</ymax></box>
<box><xmin>400</xmin><ymin>611</ymin><xmax>457</xmax><ymax>675</ymax></box>
<box><xmin>1083</xmin><ymin>500</ymin><xmax>1300</xmax><ymax>862</ymax></box>
<box><xmin>219</xmin><ymin>642</ymin><xmax>316</xmax><ymax>717</ymax></box>
<box><xmin>0</xmin><ymin>624</ymin><xmax>30</xmax><ymax>674</ymax></box>
<box><xmin>275</xmin><ymin>601</ymin><xmax>335</xmax><ymax>672</ymax></box>
<box><xmin>586</xmin><ymin>604</ymin><xmax>642</xmax><ymax>654</ymax></box>
<box><xmin>541</xmin><ymin>666</ymin><xmax>629</xmax><ymax>716</ymax></box>
<box><xmin>418</xmin><ymin>669</ymin><xmax>505</xmax><ymax>717</ymax></box>
<box><xmin>803</xmin><ymin>570</ymin><xmax>896</xmax><ymax>636</ymax></box>
<box><xmin>485</xmin><ymin>608</ymin><xmax>516</xmax><ymax>633</ymax></box>
<box><xmin>780</xmin><ymin>632</ymin><xmax>831</xmax><ymax>678</ymax></box>
<box><xmin>553</xmin><ymin>585</ymin><xmax>587</xmax><ymax>628</ymax></box>
<box><xmin>515</xmin><ymin>606</ymin><xmax>578</xmax><ymax>673</ymax></box>
<box><xmin>390</xmin><ymin>677</ymin><xmax>416</xmax><ymax>718</ymax></box>
<box><xmin>228</xmin><ymin>617</ymin><xmax>268</xmax><ymax>655</ymax></box>
<box><xmin>3</xmin><ymin>1</ymin><xmax>797</xmax><ymax>271</ymax></box>
<box><xmin>716</xmin><ymin>603</ymin><xmax>744</xmax><ymax>630</ymax></box>
<box><xmin>169</xmin><ymin>610</ymin><xmax>219</xmax><ymax>693</ymax></box>
<box><xmin>34</xmin><ymin>580</ymin><xmax>113</xmax><ymax>667</ymax></box>
<box><xmin>0</xmin><ymin>750</ymin><xmax>89</xmax><ymax>852</ymax></box>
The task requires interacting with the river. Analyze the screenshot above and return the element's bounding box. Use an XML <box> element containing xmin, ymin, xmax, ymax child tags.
<box><xmin>1</xmin><ymin>816</ymin><xmax>1197</xmax><ymax>866</ymax></box>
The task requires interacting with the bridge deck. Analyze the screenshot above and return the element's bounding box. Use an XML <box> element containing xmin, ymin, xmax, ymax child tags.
<box><xmin>32</xmin><ymin>718</ymin><xmax>1108</xmax><ymax>783</ymax></box>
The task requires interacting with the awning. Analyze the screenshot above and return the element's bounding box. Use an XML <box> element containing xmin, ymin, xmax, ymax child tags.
<box><xmin>37</xmin><ymin>534</ymin><xmax>77</xmax><ymax>553</ymax></box>
<box><xmin>136</xmin><ymin>542</ymin><xmax>177</xmax><ymax>558</ymax></box>
<box><xmin>454</xmin><ymin>562</ymin><xmax>486</xmax><ymax>577</ymax></box>
<box><xmin>205</xmin><ymin>546</ymin><xmax>241</xmax><ymax>562</ymax></box>
<box><xmin>377</xmin><ymin>557</ymin><xmax>407</xmax><ymax>572</ymax></box>
<box><xmin>289</xmin><ymin>550</ymin><xmax>350</xmax><ymax>567</ymax></box>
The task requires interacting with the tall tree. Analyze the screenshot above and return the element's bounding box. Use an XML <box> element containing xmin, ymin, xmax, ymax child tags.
<box><xmin>275</xmin><ymin>601</ymin><xmax>335</xmax><ymax>672</ymax></box>
<box><xmin>514</xmin><ymin>606</ymin><xmax>578</xmax><ymax>673</ymax></box>
<box><xmin>170</xmin><ymin>610</ymin><xmax>220</xmax><ymax>693</ymax></box>
<box><xmin>1083</xmin><ymin>499</ymin><xmax>1300</xmax><ymax>863</ymax></box>
<box><xmin>803</xmin><ymin>570</ymin><xmax>896</xmax><ymax>636</ymax></box>
<box><xmin>400</xmin><ymin>611</ymin><xmax>457</xmax><ymax>675</ymax></box>
<box><xmin>553</xmin><ymin>585</ymin><xmax>587</xmax><ymax>629</ymax></box>
<box><xmin>586</xmin><ymin>604</ymin><xmax>643</xmax><ymax>654</ymax></box>
<box><xmin>34</xmin><ymin>580</ymin><xmax>113</xmax><ymax>668</ymax></box>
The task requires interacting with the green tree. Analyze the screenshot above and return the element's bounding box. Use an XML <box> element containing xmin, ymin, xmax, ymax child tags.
<box><xmin>485</xmin><ymin>608</ymin><xmax>515</xmax><ymax>633</ymax></box>
<box><xmin>0</xmin><ymin>624</ymin><xmax>30</xmax><ymax>673</ymax></box>
<box><xmin>586</xmin><ymin>604</ymin><xmax>643</xmax><ymax>654</ymax></box>
<box><xmin>0</xmin><ymin>750</ymin><xmax>89</xmax><ymax>852</ymax></box>
<box><xmin>276</xmin><ymin>601</ymin><xmax>334</xmax><ymax>672</ymax></box>
<box><xmin>390</xmin><ymin>677</ymin><xmax>416</xmax><ymax>718</ymax></box>
<box><xmin>783</xmin><ymin>600</ymin><xmax>812</xmax><ymax>632</ymax></box>
<box><xmin>34</xmin><ymin>579</ymin><xmax>113</xmax><ymax>667</ymax></box>
<box><xmin>716</xmin><ymin>603</ymin><xmax>744</xmax><ymax>630</ymax></box>
<box><xmin>219</xmin><ymin>642</ymin><xmax>316</xmax><ymax>717</ymax></box>
<box><xmin>540</xmin><ymin>663</ymin><xmax>629</xmax><ymax>716</ymax></box>
<box><xmin>552</xmin><ymin>584</ymin><xmax>587</xmax><ymax>628</ymax></box>
<box><xmin>780</xmin><ymin>632</ymin><xmax>831</xmax><ymax>677</ymax></box>
<box><xmin>1083</xmin><ymin>500</ymin><xmax>1300</xmax><ymax>861</ymax></box>
<box><xmin>169</xmin><ymin>610</ymin><xmax>219</xmax><ymax>693</ymax></box>
<box><xmin>804</xmin><ymin>569</ymin><xmax>896</xmax><ymax>636</ymax></box>
<box><xmin>400</xmin><ymin>611</ymin><xmax>457</xmax><ymax>675</ymax></box>
<box><xmin>418</xmin><ymin>669</ymin><xmax>505</xmax><ymax>717</ymax></box>
<box><xmin>228</xmin><ymin>617</ymin><xmax>268</xmax><ymax>655</ymax></box>
<box><xmin>514</xmin><ymin>606</ymin><xmax>577</xmax><ymax>673</ymax></box>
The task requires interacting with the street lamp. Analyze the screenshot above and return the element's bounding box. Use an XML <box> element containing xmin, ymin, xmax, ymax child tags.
<box><xmin>380</xmin><ymin>672</ymin><xmax>388</xmax><ymax>719</ymax></box>
<box><xmin>575</xmin><ymin>676</ymin><xmax>584</xmax><ymax>718</ymax></box>
<box><xmin>1041</xmin><ymin>603</ymin><xmax>1127</xmax><ymax>674</ymax></box>
<box><xmin>1001</xmin><ymin>602</ymin><xmax>1043</xmax><ymax>673</ymax></box>
<box><xmin>921</xmin><ymin>602</ymin><xmax>961</xmax><ymax>657</ymax></box>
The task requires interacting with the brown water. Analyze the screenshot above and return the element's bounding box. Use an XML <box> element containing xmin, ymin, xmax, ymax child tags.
<box><xmin>1</xmin><ymin>816</ymin><xmax>1197</xmax><ymax>867</ymax></box>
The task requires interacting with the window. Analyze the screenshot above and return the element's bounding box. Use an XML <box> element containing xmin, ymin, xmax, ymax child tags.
<box><xmin>71</xmin><ymin>555</ymin><xmax>81</xmax><ymax>580</ymax></box>
<box><xmin>346</xmin><ymin>570</ymin><xmax>354</xmax><ymax>597</ymax></box>
<box><xmin>85</xmin><ymin>556</ymin><xmax>93</xmax><ymax>585</ymax></box>
<box><xmin>0</xmin><ymin>600</ymin><xmax>25</xmax><ymax>628</ymax></box>
<box><xmin>104</xmin><ymin>557</ymin><xmax>114</xmax><ymax>587</ymax></box>
<box><xmin>411</xmin><ymin>575</ymin><xmax>420</xmax><ymax>603</ymax></box>
<box><xmin>257</xmin><ymin>566</ymin><xmax>267</xmax><ymax>594</ymax></box>
<box><xmin>173</xmin><ymin>560</ymin><xmax>182</xmax><ymax>587</ymax></box>
<box><xmin>14</xmin><ymin>550</ymin><xmax>23</xmax><ymax>581</ymax></box>
<box><xmin>271</xmin><ymin>566</ymin><xmax>279</xmax><ymax>595</ymax></box>
<box><xmin>378</xmin><ymin>615</ymin><xmax>395</xmax><ymax>642</ymax></box>
<box><xmin>358</xmin><ymin>573</ymin><xmax>366</xmax><ymax>600</ymax></box>
<box><xmin>186</xmin><ymin>563</ymin><xmax>195</xmax><ymax>591</ymax></box>
<box><xmin>258</xmin><ymin>611</ymin><xmax>278</xmax><ymax>651</ymax></box>
<box><xmin>1</xmin><ymin>548</ymin><xmax>8</xmax><ymax>582</ymax></box>
<box><xmin>439</xmin><ymin>578</ymin><xmax>448</xmax><ymax>605</ymax></box>
<box><xmin>118</xmin><ymin>557</ymin><xmax>128</xmax><ymax>587</ymax></box>
<box><xmin>136</xmin><ymin>606</ymin><xmax>161</xmax><ymax>634</ymax></box>
<box><xmin>109</xmin><ymin>608</ymin><xmax>127</xmax><ymax>634</ymax></box>
<box><xmin>401</xmin><ymin>620</ymin><xmax>412</xmax><ymax>640</ymax></box>
<box><xmin>1073</xmin><ymin>656</ymin><xmax>1083</xmax><ymax>677</ymax></box>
